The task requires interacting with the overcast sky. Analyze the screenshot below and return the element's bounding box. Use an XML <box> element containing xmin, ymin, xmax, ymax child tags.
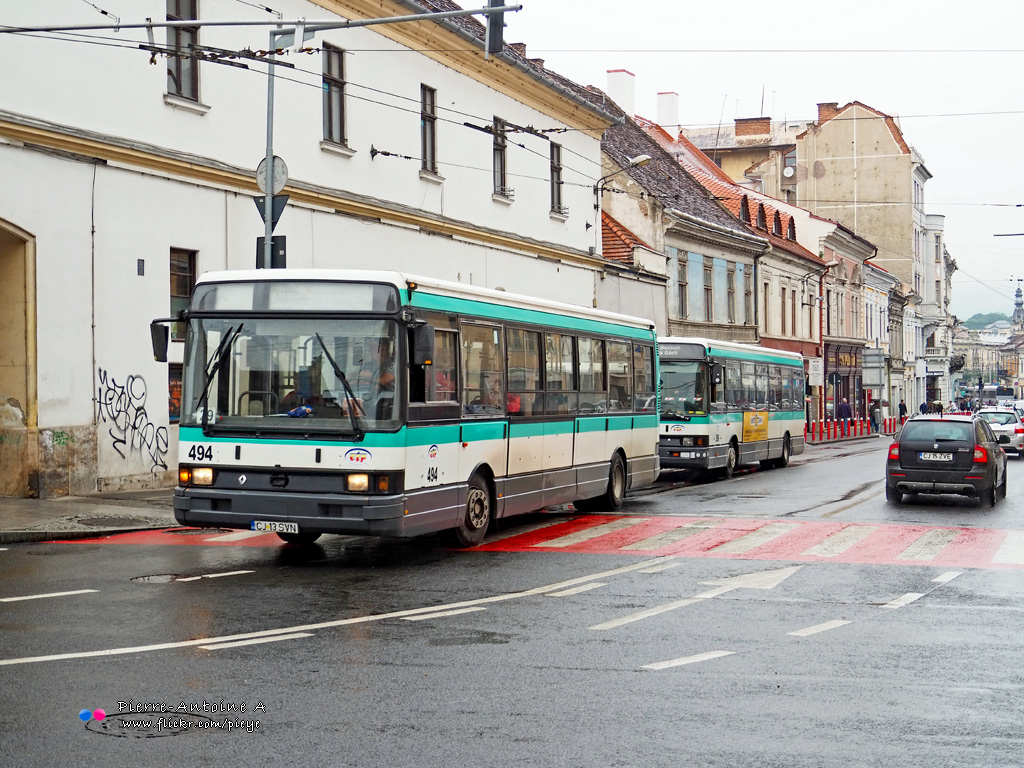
<box><xmin>504</xmin><ymin>0</ymin><xmax>1024</xmax><ymax>321</ymax></box>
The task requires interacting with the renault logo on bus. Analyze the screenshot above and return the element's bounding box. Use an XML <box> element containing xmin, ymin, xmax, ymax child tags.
<box><xmin>344</xmin><ymin>448</ymin><xmax>372</xmax><ymax>464</ymax></box>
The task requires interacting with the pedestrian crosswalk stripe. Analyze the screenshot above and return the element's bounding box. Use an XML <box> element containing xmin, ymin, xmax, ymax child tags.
<box><xmin>897</xmin><ymin>529</ymin><xmax>960</xmax><ymax>561</ymax></box>
<box><xmin>621</xmin><ymin>520</ymin><xmax>722</xmax><ymax>551</ymax></box>
<box><xmin>992</xmin><ymin>531</ymin><xmax>1024</xmax><ymax>565</ymax></box>
<box><xmin>710</xmin><ymin>522</ymin><xmax>798</xmax><ymax>554</ymax></box>
<box><xmin>801</xmin><ymin>525</ymin><xmax>878</xmax><ymax>557</ymax></box>
<box><xmin>533</xmin><ymin>518</ymin><xmax>650</xmax><ymax>548</ymax></box>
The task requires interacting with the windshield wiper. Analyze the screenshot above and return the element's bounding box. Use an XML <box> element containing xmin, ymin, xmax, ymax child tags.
<box><xmin>199</xmin><ymin>323</ymin><xmax>243</xmax><ymax>436</ymax></box>
<box><xmin>315</xmin><ymin>333</ymin><xmax>364</xmax><ymax>438</ymax></box>
<box><xmin>661</xmin><ymin>410</ymin><xmax>691</xmax><ymax>422</ymax></box>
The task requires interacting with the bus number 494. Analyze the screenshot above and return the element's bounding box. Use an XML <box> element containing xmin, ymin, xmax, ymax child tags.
<box><xmin>188</xmin><ymin>444</ymin><xmax>214</xmax><ymax>461</ymax></box>
<box><xmin>426</xmin><ymin>467</ymin><xmax>438</xmax><ymax>483</ymax></box>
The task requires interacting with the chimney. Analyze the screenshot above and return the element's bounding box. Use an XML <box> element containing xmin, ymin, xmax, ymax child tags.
<box><xmin>529</xmin><ymin>58</ymin><xmax>545</xmax><ymax>70</ymax></box>
<box><xmin>734</xmin><ymin>117</ymin><xmax>771</xmax><ymax>136</ymax></box>
<box><xmin>817</xmin><ymin>102</ymin><xmax>839</xmax><ymax>123</ymax></box>
<box><xmin>606</xmin><ymin>69</ymin><xmax>636</xmax><ymax>119</ymax></box>
<box><xmin>657</xmin><ymin>91</ymin><xmax>679</xmax><ymax>137</ymax></box>
<box><xmin>509</xmin><ymin>42</ymin><xmax>527</xmax><ymax>58</ymax></box>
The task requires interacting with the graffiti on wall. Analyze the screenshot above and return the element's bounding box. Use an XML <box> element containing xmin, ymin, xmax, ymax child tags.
<box><xmin>96</xmin><ymin>368</ymin><xmax>168</xmax><ymax>474</ymax></box>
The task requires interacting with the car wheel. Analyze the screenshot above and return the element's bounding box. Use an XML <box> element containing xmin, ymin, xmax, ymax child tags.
<box><xmin>276</xmin><ymin>532</ymin><xmax>322</xmax><ymax>545</ymax></box>
<box><xmin>885</xmin><ymin>483</ymin><xmax>902</xmax><ymax>504</ymax></box>
<box><xmin>720</xmin><ymin>442</ymin><xmax>738</xmax><ymax>480</ymax></box>
<box><xmin>445</xmin><ymin>473</ymin><xmax>492</xmax><ymax>548</ymax></box>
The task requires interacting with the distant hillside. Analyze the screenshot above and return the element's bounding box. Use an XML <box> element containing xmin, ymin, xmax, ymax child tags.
<box><xmin>962</xmin><ymin>313</ymin><xmax>1010</xmax><ymax>330</ymax></box>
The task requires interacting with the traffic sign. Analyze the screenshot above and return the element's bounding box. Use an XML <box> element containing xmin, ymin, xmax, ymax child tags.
<box><xmin>253</xmin><ymin>195</ymin><xmax>289</xmax><ymax>232</ymax></box>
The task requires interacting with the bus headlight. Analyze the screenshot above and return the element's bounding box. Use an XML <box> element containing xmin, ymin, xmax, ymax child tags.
<box><xmin>682</xmin><ymin>437</ymin><xmax>694</xmax><ymax>447</ymax></box>
<box><xmin>347</xmin><ymin>474</ymin><xmax>369</xmax><ymax>492</ymax></box>
<box><xmin>192</xmin><ymin>467</ymin><xmax>214</xmax><ymax>486</ymax></box>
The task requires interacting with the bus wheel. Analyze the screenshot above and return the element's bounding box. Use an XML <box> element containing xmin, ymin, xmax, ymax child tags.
<box><xmin>276</xmin><ymin>532</ymin><xmax>322</xmax><ymax>545</ymax></box>
<box><xmin>773</xmin><ymin>435</ymin><xmax>791</xmax><ymax>469</ymax></box>
<box><xmin>574</xmin><ymin>454</ymin><xmax>626</xmax><ymax>512</ymax></box>
<box><xmin>720</xmin><ymin>442</ymin><xmax>737</xmax><ymax>479</ymax></box>
<box><xmin>447</xmin><ymin>474</ymin><xmax>492</xmax><ymax>548</ymax></box>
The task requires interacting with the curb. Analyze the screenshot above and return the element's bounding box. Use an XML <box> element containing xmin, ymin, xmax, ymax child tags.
<box><xmin>0</xmin><ymin>524</ymin><xmax>177</xmax><ymax>545</ymax></box>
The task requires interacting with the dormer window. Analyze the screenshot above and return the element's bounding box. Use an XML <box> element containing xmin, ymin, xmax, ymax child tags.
<box><xmin>739</xmin><ymin>195</ymin><xmax>750</xmax><ymax>223</ymax></box>
<box><xmin>756</xmin><ymin>204</ymin><xmax>766</xmax><ymax>229</ymax></box>
<box><xmin>787</xmin><ymin>218</ymin><xmax>796</xmax><ymax>240</ymax></box>
<box><xmin>772</xmin><ymin>210</ymin><xmax>782</xmax><ymax>236</ymax></box>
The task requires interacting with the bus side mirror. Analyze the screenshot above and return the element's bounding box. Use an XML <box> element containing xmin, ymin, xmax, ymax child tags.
<box><xmin>150</xmin><ymin>322</ymin><xmax>169</xmax><ymax>363</ymax></box>
<box><xmin>712</xmin><ymin>363</ymin><xmax>724</xmax><ymax>385</ymax></box>
<box><xmin>412</xmin><ymin>324</ymin><xmax>435</xmax><ymax>366</ymax></box>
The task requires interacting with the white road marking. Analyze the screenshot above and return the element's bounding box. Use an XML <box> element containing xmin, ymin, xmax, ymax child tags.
<box><xmin>534</xmin><ymin>518</ymin><xmax>651</xmax><ymax>548</ymax></box>
<box><xmin>992</xmin><ymin>531</ymin><xmax>1024</xmax><ymax>565</ymax></box>
<box><xmin>710</xmin><ymin>522</ymin><xmax>798</xmax><ymax>554</ymax></box>
<box><xmin>881</xmin><ymin>593</ymin><xmax>925</xmax><ymax>609</ymax></box>
<box><xmin>175</xmin><ymin>576</ymin><xmax>202</xmax><ymax>582</ymax></box>
<box><xmin>638</xmin><ymin>562</ymin><xmax>682</xmax><ymax>574</ymax></box>
<box><xmin>201</xmin><ymin>570</ymin><xmax>255</xmax><ymax>579</ymax></box>
<box><xmin>0</xmin><ymin>548</ymin><xmax>7</xmax><ymax>551</ymax></box>
<box><xmin>897</xmin><ymin>529</ymin><xmax>960</xmax><ymax>561</ymax></box>
<box><xmin>204</xmin><ymin>530</ymin><xmax>268</xmax><ymax>542</ymax></box>
<box><xmin>932</xmin><ymin>571</ymin><xmax>962</xmax><ymax>584</ymax></box>
<box><xmin>0</xmin><ymin>556</ymin><xmax>679</xmax><ymax>667</ymax></box>
<box><xmin>401</xmin><ymin>607</ymin><xmax>487</xmax><ymax>621</ymax></box>
<box><xmin>547</xmin><ymin>582</ymin><xmax>607</xmax><ymax>597</ymax></box>
<box><xmin>642</xmin><ymin>650</ymin><xmax>735</xmax><ymax>670</ymax></box>
<box><xmin>485</xmin><ymin>517</ymin><xmax>571</xmax><ymax>542</ymax></box>
<box><xmin>801</xmin><ymin>525</ymin><xmax>878</xmax><ymax>557</ymax></box>
<box><xmin>0</xmin><ymin>589</ymin><xmax>98</xmax><ymax>603</ymax></box>
<box><xmin>621</xmin><ymin>520</ymin><xmax>722</xmax><ymax>551</ymax></box>
<box><xmin>788</xmin><ymin>620</ymin><xmax>852</xmax><ymax>637</ymax></box>
<box><xmin>199</xmin><ymin>632</ymin><xmax>313</xmax><ymax>650</ymax></box>
<box><xmin>589</xmin><ymin>598</ymin><xmax>702</xmax><ymax>630</ymax></box>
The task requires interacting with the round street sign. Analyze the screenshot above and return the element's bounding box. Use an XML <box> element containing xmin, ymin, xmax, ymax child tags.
<box><xmin>256</xmin><ymin>156</ymin><xmax>288</xmax><ymax>194</ymax></box>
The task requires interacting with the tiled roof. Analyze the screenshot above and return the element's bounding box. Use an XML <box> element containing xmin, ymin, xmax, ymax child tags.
<box><xmin>633</xmin><ymin>117</ymin><xmax>821</xmax><ymax>265</ymax></box>
<box><xmin>602</xmin><ymin>211</ymin><xmax>650</xmax><ymax>264</ymax></box>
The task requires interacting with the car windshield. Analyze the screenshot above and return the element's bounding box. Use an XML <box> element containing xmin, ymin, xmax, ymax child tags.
<box><xmin>181</xmin><ymin>316</ymin><xmax>401</xmax><ymax>433</ymax></box>
<box><xmin>980</xmin><ymin>412</ymin><xmax>1016</xmax><ymax>426</ymax></box>
<box><xmin>900</xmin><ymin>421</ymin><xmax>973</xmax><ymax>442</ymax></box>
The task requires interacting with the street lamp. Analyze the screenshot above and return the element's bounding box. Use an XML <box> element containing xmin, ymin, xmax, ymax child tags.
<box><xmin>594</xmin><ymin>154</ymin><xmax>652</xmax><ymax>194</ymax></box>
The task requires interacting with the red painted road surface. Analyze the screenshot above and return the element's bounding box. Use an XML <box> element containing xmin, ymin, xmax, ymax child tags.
<box><xmin>67</xmin><ymin>516</ymin><xmax>1024</xmax><ymax>569</ymax></box>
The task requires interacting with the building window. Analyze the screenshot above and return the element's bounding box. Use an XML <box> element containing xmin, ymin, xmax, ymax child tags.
<box><xmin>166</xmin><ymin>0</ymin><xmax>199</xmax><ymax>100</ymax></box>
<box><xmin>703</xmin><ymin>262</ymin><xmax>713</xmax><ymax>322</ymax></box>
<box><xmin>756</xmin><ymin>204</ymin><xmax>767</xmax><ymax>229</ymax></box>
<box><xmin>739</xmin><ymin>195</ymin><xmax>750</xmax><ymax>223</ymax></box>
<box><xmin>679</xmin><ymin>257</ymin><xmax>688</xmax><ymax>320</ymax></box>
<box><xmin>727</xmin><ymin>269</ymin><xmax>736</xmax><ymax>323</ymax></box>
<box><xmin>791</xmin><ymin>289</ymin><xmax>797</xmax><ymax>336</ymax></box>
<box><xmin>550</xmin><ymin>143</ymin><xmax>565</xmax><ymax>214</ymax></box>
<box><xmin>781</xmin><ymin>287</ymin><xmax>787</xmax><ymax>335</ymax></box>
<box><xmin>323</xmin><ymin>45</ymin><xmax>346</xmax><ymax>146</ymax></box>
<box><xmin>826</xmin><ymin>289</ymin><xmax>832</xmax><ymax>335</ymax></box>
<box><xmin>493</xmin><ymin>117</ymin><xmax>510</xmax><ymax>197</ymax></box>
<box><xmin>772</xmin><ymin>211</ymin><xmax>782</xmax><ymax>236</ymax></box>
<box><xmin>787</xmin><ymin>218</ymin><xmax>796</xmax><ymax>240</ymax></box>
<box><xmin>170</xmin><ymin>248</ymin><xmax>196</xmax><ymax>342</ymax></box>
<box><xmin>419</xmin><ymin>84</ymin><xmax>437</xmax><ymax>173</ymax></box>
<box><xmin>744</xmin><ymin>271</ymin><xmax>753</xmax><ymax>325</ymax></box>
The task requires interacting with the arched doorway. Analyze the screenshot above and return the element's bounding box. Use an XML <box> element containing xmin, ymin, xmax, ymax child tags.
<box><xmin>0</xmin><ymin>220</ymin><xmax>37</xmax><ymax>497</ymax></box>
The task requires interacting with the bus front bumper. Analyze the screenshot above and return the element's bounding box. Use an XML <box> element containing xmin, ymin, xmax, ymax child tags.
<box><xmin>174</xmin><ymin>487</ymin><xmax>418</xmax><ymax>537</ymax></box>
<box><xmin>659</xmin><ymin>445</ymin><xmax>717</xmax><ymax>471</ymax></box>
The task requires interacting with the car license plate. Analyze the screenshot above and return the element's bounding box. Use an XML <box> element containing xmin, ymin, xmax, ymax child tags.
<box><xmin>251</xmin><ymin>520</ymin><xmax>299</xmax><ymax>534</ymax></box>
<box><xmin>919</xmin><ymin>452</ymin><xmax>953</xmax><ymax>461</ymax></box>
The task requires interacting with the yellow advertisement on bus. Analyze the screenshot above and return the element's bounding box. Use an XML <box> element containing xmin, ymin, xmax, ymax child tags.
<box><xmin>743</xmin><ymin>411</ymin><xmax>769</xmax><ymax>443</ymax></box>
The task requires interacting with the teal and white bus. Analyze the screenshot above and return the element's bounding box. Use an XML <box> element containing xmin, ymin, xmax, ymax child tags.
<box><xmin>658</xmin><ymin>337</ymin><xmax>805</xmax><ymax>478</ymax></box>
<box><xmin>152</xmin><ymin>270</ymin><xmax>659</xmax><ymax>546</ymax></box>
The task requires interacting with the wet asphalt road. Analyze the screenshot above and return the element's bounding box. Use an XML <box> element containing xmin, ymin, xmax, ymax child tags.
<box><xmin>2</xmin><ymin>441</ymin><xmax>1023</xmax><ymax>768</ymax></box>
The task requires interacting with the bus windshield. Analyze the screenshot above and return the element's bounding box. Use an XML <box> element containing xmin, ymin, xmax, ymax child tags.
<box><xmin>181</xmin><ymin>317</ymin><xmax>402</xmax><ymax>433</ymax></box>
<box><xmin>660</xmin><ymin>360</ymin><xmax>707</xmax><ymax>418</ymax></box>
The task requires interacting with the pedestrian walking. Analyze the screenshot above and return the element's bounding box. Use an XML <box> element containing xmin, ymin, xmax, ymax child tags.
<box><xmin>837</xmin><ymin>397</ymin><xmax>853</xmax><ymax>435</ymax></box>
<box><xmin>919</xmin><ymin>401</ymin><xmax>928</xmax><ymax>415</ymax></box>
<box><xmin>898</xmin><ymin>400</ymin><xmax>908</xmax><ymax>422</ymax></box>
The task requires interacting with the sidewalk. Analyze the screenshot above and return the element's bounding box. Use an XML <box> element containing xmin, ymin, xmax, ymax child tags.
<box><xmin>0</xmin><ymin>488</ymin><xmax>177</xmax><ymax>545</ymax></box>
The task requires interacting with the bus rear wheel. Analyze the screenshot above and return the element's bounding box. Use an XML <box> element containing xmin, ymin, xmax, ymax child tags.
<box><xmin>445</xmin><ymin>474</ymin><xmax>492</xmax><ymax>548</ymax></box>
<box><xmin>575</xmin><ymin>454</ymin><xmax>626</xmax><ymax>512</ymax></box>
<box><xmin>773</xmin><ymin>435</ymin><xmax>791</xmax><ymax>469</ymax></box>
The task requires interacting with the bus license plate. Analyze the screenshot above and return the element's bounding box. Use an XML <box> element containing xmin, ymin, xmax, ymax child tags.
<box><xmin>251</xmin><ymin>520</ymin><xmax>299</xmax><ymax>534</ymax></box>
<box><xmin>920</xmin><ymin>452</ymin><xmax>953</xmax><ymax>461</ymax></box>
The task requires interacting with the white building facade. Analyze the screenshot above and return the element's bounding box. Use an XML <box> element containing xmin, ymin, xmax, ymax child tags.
<box><xmin>0</xmin><ymin>0</ymin><xmax>653</xmax><ymax>497</ymax></box>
